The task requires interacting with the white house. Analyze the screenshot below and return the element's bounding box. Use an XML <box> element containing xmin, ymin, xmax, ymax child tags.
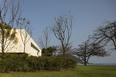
<box><xmin>0</xmin><ymin>29</ymin><xmax>41</xmax><ymax>57</ymax></box>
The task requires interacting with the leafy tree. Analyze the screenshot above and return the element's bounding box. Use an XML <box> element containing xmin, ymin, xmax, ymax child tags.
<box><xmin>92</xmin><ymin>21</ymin><xmax>116</xmax><ymax>50</ymax></box>
<box><xmin>74</xmin><ymin>38</ymin><xmax>108</xmax><ymax>66</ymax></box>
<box><xmin>0</xmin><ymin>0</ymin><xmax>23</xmax><ymax>72</ymax></box>
<box><xmin>42</xmin><ymin>46</ymin><xmax>56</xmax><ymax>56</ymax></box>
<box><xmin>0</xmin><ymin>21</ymin><xmax>18</xmax><ymax>51</ymax></box>
<box><xmin>50</xmin><ymin>12</ymin><xmax>74</xmax><ymax>57</ymax></box>
<box><xmin>0</xmin><ymin>21</ymin><xmax>18</xmax><ymax>72</ymax></box>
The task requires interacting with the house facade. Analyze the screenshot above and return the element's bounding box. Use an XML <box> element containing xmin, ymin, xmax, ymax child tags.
<box><xmin>0</xmin><ymin>29</ymin><xmax>41</xmax><ymax>57</ymax></box>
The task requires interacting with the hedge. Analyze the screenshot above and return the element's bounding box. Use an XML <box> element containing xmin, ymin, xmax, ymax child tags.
<box><xmin>0</xmin><ymin>53</ymin><xmax>76</xmax><ymax>72</ymax></box>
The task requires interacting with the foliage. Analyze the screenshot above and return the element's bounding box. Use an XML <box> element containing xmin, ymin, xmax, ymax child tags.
<box><xmin>26</xmin><ymin>56</ymin><xmax>76</xmax><ymax>71</ymax></box>
<box><xmin>0</xmin><ymin>21</ymin><xmax>18</xmax><ymax>44</ymax></box>
<box><xmin>0</xmin><ymin>21</ymin><xmax>18</xmax><ymax>72</ymax></box>
<box><xmin>92</xmin><ymin>21</ymin><xmax>116</xmax><ymax>50</ymax></box>
<box><xmin>42</xmin><ymin>46</ymin><xmax>56</xmax><ymax>56</ymax></box>
<box><xmin>0</xmin><ymin>0</ymin><xmax>23</xmax><ymax>72</ymax></box>
<box><xmin>74</xmin><ymin>37</ymin><xmax>108</xmax><ymax>66</ymax></box>
<box><xmin>0</xmin><ymin>53</ymin><xmax>76</xmax><ymax>72</ymax></box>
<box><xmin>0</xmin><ymin>53</ymin><xmax>28</xmax><ymax>72</ymax></box>
<box><xmin>57</xmin><ymin>53</ymin><xmax>83</xmax><ymax>64</ymax></box>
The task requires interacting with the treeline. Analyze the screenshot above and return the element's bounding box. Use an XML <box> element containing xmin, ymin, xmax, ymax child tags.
<box><xmin>0</xmin><ymin>53</ymin><xmax>76</xmax><ymax>72</ymax></box>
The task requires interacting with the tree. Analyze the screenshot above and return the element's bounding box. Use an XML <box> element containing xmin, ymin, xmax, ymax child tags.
<box><xmin>0</xmin><ymin>22</ymin><xmax>18</xmax><ymax>52</ymax></box>
<box><xmin>0</xmin><ymin>21</ymin><xmax>18</xmax><ymax>72</ymax></box>
<box><xmin>74</xmin><ymin>38</ymin><xmax>108</xmax><ymax>66</ymax></box>
<box><xmin>52</xmin><ymin>45</ymin><xmax>59</xmax><ymax>56</ymax></box>
<box><xmin>0</xmin><ymin>0</ymin><xmax>23</xmax><ymax>72</ymax></box>
<box><xmin>16</xmin><ymin>18</ymin><xmax>32</xmax><ymax>53</ymax></box>
<box><xmin>42</xmin><ymin>46</ymin><xmax>56</xmax><ymax>56</ymax></box>
<box><xmin>50</xmin><ymin>12</ymin><xmax>74</xmax><ymax>57</ymax></box>
<box><xmin>57</xmin><ymin>53</ymin><xmax>83</xmax><ymax>64</ymax></box>
<box><xmin>38</xmin><ymin>27</ymin><xmax>51</xmax><ymax>56</ymax></box>
<box><xmin>58</xmin><ymin>44</ymin><xmax>73</xmax><ymax>56</ymax></box>
<box><xmin>92</xmin><ymin>21</ymin><xmax>116</xmax><ymax>50</ymax></box>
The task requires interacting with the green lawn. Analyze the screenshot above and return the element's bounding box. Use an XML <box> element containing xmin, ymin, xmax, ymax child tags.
<box><xmin>0</xmin><ymin>66</ymin><xmax>116</xmax><ymax>77</ymax></box>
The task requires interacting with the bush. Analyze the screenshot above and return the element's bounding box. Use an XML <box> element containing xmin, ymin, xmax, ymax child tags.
<box><xmin>0</xmin><ymin>53</ymin><xmax>29</xmax><ymax>72</ymax></box>
<box><xmin>62</xmin><ymin>58</ymin><xmax>77</xmax><ymax>68</ymax></box>
<box><xmin>0</xmin><ymin>53</ymin><xmax>76</xmax><ymax>72</ymax></box>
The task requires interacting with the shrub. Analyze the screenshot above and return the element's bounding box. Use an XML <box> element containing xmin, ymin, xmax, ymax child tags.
<box><xmin>0</xmin><ymin>53</ymin><xmax>76</xmax><ymax>72</ymax></box>
<box><xmin>62</xmin><ymin>58</ymin><xmax>77</xmax><ymax>68</ymax></box>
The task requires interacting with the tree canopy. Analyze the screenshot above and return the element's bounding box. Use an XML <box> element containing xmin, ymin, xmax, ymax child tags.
<box><xmin>92</xmin><ymin>21</ymin><xmax>116</xmax><ymax>50</ymax></box>
<box><xmin>42</xmin><ymin>46</ymin><xmax>56</xmax><ymax>56</ymax></box>
<box><xmin>0</xmin><ymin>21</ymin><xmax>18</xmax><ymax>52</ymax></box>
<box><xmin>73</xmin><ymin>38</ymin><xmax>108</xmax><ymax>66</ymax></box>
<box><xmin>50</xmin><ymin>12</ymin><xmax>74</xmax><ymax>57</ymax></box>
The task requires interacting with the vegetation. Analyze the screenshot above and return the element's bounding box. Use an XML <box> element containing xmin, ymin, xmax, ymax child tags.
<box><xmin>0</xmin><ymin>22</ymin><xmax>18</xmax><ymax>72</ymax></box>
<box><xmin>92</xmin><ymin>21</ymin><xmax>116</xmax><ymax>50</ymax></box>
<box><xmin>0</xmin><ymin>0</ymin><xmax>115</xmax><ymax>74</ymax></box>
<box><xmin>0</xmin><ymin>22</ymin><xmax>18</xmax><ymax>49</ymax></box>
<box><xmin>42</xmin><ymin>46</ymin><xmax>56</xmax><ymax>56</ymax></box>
<box><xmin>73</xmin><ymin>37</ymin><xmax>108</xmax><ymax>66</ymax></box>
<box><xmin>38</xmin><ymin>27</ymin><xmax>51</xmax><ymax>56</ymax></box>
<box><xmin>50</xmin><ymin>12</ymin><xmax>74</xmax><ymax>57</ymax></box>
<box><xmin>0</xmin><ymin>66</ymin><xmax>116</xmax><ymax>77</ymax></box>
<box><xmin>16</xmin><ymin>18</ymin><xmax>32</xmax><ymax>53</ymax></box>
<box><xmin>0</xmin><ymin>0</ymin><xmax>23</xmax><ymax>72</ymax></box>
<box><xmin>0</xmin><ymin>53</ymin><xmax>76</xmax><ymax>72</ymax></box>
<box><xmin>57</xmin><ymin>53</ymin><xmax>83</xmax><ymax>64</ymax></box>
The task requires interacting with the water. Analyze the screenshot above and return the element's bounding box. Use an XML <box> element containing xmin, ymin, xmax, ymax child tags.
<box><xmin>77</xmin><ymin>63</ymin><xmax>116</xmax><ymax>66</ymax></box>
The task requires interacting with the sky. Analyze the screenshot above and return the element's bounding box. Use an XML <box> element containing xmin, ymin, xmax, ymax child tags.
<box><xmin>4</xmin><ymin>0</ymin><xmax>116</xmax><ymax>63</ymax></box>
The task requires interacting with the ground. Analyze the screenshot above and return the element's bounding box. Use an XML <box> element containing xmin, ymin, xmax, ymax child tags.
<box><xmin>0</xmin><ymin>66</ymin><xmax>116</xmax><ymax>77</ymax></box>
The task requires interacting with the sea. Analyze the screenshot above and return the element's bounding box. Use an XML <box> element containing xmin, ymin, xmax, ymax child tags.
<box><xmin>77</xmin><ymin>63</ymin><xmax>116</xmax><ymax>66</ymax></box>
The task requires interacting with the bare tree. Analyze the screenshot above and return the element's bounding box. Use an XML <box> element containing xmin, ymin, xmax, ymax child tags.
<box><xmin>92</xmin><ymin>21</ymin><xmax>116</xmax><ymax>50</ymax></box>
<box><xmin>38</xmin><ymin>27</ymin><xmax>51</xmax><ymax>56</ymax></box>
<box><xmin>0</xmin><ymin>0</ymin><xmax>23</xmax><ymax>72</ymax></box>
<box><xmin>57</xmin><ymin>43</ymin><xmax>73</xmax><ymax>56</ymax></box>
<box><xmin>74</xmin><ymin>38</ymin><xmax>108</xmax><ymax>66</ymax></box>
<box><xmin>50</xmin><ymin>13</ymin><xmax>73</xmax><ymax>57</ymax></box>
<box><xmin>52</xmin><ymin>45</ymin><xmax>58</xmax><ymax>56</ymax></box>
<box><xmin>17</xmin><ymin>18</ymin><xmax>32</xmax><ymax>53</ymax></box>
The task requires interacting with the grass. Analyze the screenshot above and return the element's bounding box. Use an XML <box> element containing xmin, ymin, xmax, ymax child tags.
<box><xmin>0</xmin><ymin>66</ymin><xmax>116</xmax><ymax>77</ymax></box>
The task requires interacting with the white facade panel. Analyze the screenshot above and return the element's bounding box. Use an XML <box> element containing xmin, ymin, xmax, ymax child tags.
<box><xmin>0</xmin><ymin>29</ymin><xmax>41</xmax><ymax>57</ymax></box>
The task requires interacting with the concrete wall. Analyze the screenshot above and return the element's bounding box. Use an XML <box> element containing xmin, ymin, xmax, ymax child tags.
<box><xmin>0</xmin><ymin>29</ymin><xmax>41</xmax><ymax>57</ymax></box>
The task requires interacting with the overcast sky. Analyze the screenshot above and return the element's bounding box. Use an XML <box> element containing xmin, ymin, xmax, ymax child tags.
<box><xmin>20</xmin><ymin>0</ymin><xmax>116</xmax><ymax>63</ymax></box>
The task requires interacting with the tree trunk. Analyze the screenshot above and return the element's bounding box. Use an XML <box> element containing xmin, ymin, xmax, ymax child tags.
<box><xmin>45</xmin><ymin>49</ymin><xmax>47</xmax><ymax>56</ymax></box>
<box><xmin>62</xmin><ymin>41</ymin><xmax>65</xmax><ymax>57</ymax></box>
<box><xmin>24</xmin><ymin>44</ymin><xmax>25</xmax><ymax>53</ymax></box>
<box><xmin>1</xmin><ymin>29</ymin><xmax>5</xmax><ymax>72</ymax></box>
<box><xmin>0</xmin><ymin>8</ymin><xmax>4</xmax><ymax>72</ymax></box>
<box><xmin>84</xmin><ymin>43</ymin><xmax>87</xmax><ymax>66</ymax></box>
<box><xmin>62</xmin><ymin>47</ymin><xmax>66</xmax><ymax>57</ymax></box>
<box><xmin>84</xmin><ymin>55</ymin><xmax>87</xmax><ymax>66</ymax></box>
<box><xmin>114</xmin><ymin>25</ymin><xmax>116</xmax><ymax>49</ymax></box>
<box><xmin>63</xmin><ymin>51</ymin><xmax>65</xmax><ymax>57</ymax></box>
<box><xmin>84</xmin><ymin>61</ymin><xmax>86</xmax><ymax>66</ymax></box>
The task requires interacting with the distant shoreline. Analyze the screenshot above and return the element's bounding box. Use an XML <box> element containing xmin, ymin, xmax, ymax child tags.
<box><xmin>77</xmin><ymin>63</ymin><xmax>116</xmax><ymax>66</ymax></box>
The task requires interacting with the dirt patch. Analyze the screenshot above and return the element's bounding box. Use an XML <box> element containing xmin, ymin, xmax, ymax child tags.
<box><xmin>39</xmin><ymin>68</ymin><xmax>73</xmax><ymax>72</ymax></box>
<box><xmin>0</xmin><ymin>68</ymin><xmax>74</xmax><ymax>73</ymax></box>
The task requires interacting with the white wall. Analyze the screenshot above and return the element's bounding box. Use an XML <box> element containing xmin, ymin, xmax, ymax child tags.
<box><xmin>0</xmin><ymin>29</ymin><xmax>41</xmax><ymax>57</ymax></box>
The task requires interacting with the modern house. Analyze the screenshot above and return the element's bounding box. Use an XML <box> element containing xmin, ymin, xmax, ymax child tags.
<box><xmin>0</xmin><ymin>29</ymin><xmax>41</xmax><ymax>57</ymax></box>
